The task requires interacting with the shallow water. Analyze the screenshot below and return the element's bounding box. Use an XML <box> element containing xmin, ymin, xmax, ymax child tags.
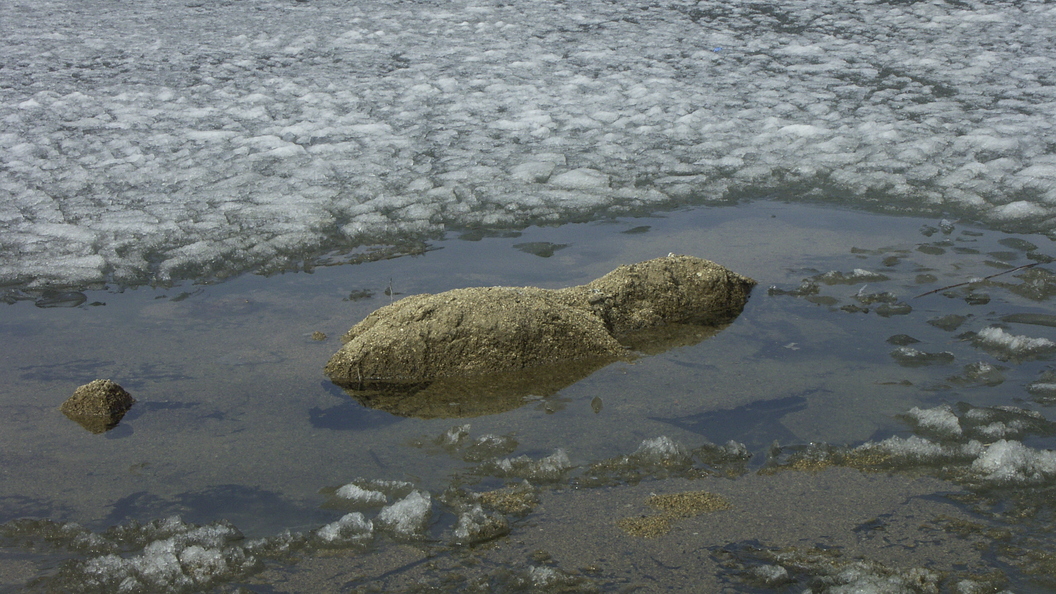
<box><xmin>4</xmin><ymin>200</ymin><xmax>1056</xmax><ymax>592</ymax></box>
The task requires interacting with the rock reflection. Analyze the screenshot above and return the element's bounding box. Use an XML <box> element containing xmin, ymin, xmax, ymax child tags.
<box><xmin>333</xmin><ymin>356</ymin><xmax>615</xmax><ymax>419</ymax></box>
<box><xmin>332</xmin><ymin>320</ymin><xmax>737</xmax><ymax>419</ymax></box>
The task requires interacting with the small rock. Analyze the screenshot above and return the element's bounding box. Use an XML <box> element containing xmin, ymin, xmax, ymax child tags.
<box><xmin>60</xmin><ymin>379</ymin><xmax>136</xmax><ymax>434</ymax></box>
<box><xmin>590</xmin><ymin>396</ymin><xmax>603</xmax><ymax>414</ymax></box>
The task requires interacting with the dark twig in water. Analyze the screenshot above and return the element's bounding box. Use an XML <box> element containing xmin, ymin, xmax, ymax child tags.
<box><xmin>913</xmin><ymin>262</ymin><xmax>1040</xmax><ymax>298</ymax></box>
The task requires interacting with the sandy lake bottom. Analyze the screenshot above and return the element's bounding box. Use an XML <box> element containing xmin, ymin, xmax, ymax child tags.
<box><xmin>3</xmin><ymin>199</ymin><xmax>1056</xmax><ymax>592</ymax></box>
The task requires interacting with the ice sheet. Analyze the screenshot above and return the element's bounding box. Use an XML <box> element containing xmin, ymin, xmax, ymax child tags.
<box><xmin>4</xmin><ymin>0</ymin><xmax>1056</xmax><ymax>287</ymax></box>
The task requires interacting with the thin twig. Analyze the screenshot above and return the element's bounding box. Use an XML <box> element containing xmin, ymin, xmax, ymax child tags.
<box><xmin>913</xmin><ymin>262</ymin><xmax>1040</xmax><ymax>298</ymax></box>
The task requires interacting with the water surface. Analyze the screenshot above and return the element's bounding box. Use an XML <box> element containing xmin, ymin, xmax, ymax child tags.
<box><xmin>3</xmin><ymin>200</ymin><xmax>1056</xmax><ymax>592</ymax></box>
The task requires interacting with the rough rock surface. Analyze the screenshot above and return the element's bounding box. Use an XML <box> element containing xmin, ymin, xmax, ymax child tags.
<box><xmin>324</xmin><ymin>255</ymin><xmax>755</xmax><ymax>417</ymax></box>
<box><xmin>563</xmin><ymin>255</ymin><xmax>758</xmax><ymax>334</ymax></box>
<box><xmin>326</xmin><ymin>286</ymin><xmax>625</xmax><ymax>386</ymax></box>
<box><xmin>60</xmin><ymin>379</ymin><xmax>136</xmax><ymax>434</ymax></box>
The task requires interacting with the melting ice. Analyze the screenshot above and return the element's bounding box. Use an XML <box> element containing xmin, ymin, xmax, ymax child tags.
<box><xmin>4</xmin><ymin>0</ymin><xmax>1056</xmax><ymax>287</ymax></box>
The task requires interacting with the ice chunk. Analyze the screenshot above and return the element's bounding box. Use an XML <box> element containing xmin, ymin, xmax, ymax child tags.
<box><xmin>549</xmin><ymin>168</ymin><xmax>610</xmax><ymax>190</ymax></box>
<box><xmin>377</xmin><ymin>490</ymin><xmax>432</xmax><ymax>536</ymax></box>
<box><xmin>778</xmin><ymin>124</ymin><xmax>829</xmax><ymax>137</ymax></box>
<box><xmin>179</xmin><ymin>545</ymin><xmax>231</xmax><ymax>583</ymax></box>
<box><xmin>992</xmin><ymin>201</ymin><xmax>1050</xmax><ymax>220</ymax></box>
<box><xmin>975</xmin><ymin>326</ymin><xmax>1056</xmax><ymax>359</ymax></box>
<box><xmin>904</xmin><ymin>406</ymin><xmax>962</xmax><ymax>438</ymax></box>
<box><xmin>1027</xmin><ymin>373</ymin><xmax>1056</xmax><ymax>404</ymax></box>
<box><xmin>949</xmin><ymin>361</ymin><xmax>1005</xmax><ymax>387</ymax></box>
<box><xmin>890</xmin><ymin>347</ymin><xmax>955</xmax><ymax>367</ymax></box>
<box><xmin>579</xmin><ymin>436</ymin><xmax>715</xmax><ymax>486</ymax></box>
<box><xmin>452</xmin><ymin>504</ymin><xmax>509</xmax><ymax>545</ymax></box>
<box><xmin>484</xmin><ymin>449</ymin><xmax>573</xmax><ymax>482</ymax></box>
<box><xmin>69</xmin><ymin>517</ymin><xmax>255</xmax><ymax>592</ymax></box>
<box><xmin>186</xmin><ymin>130</ymin><xmax>237</xmax><ymax>142</ymax></box>
<box><xmin>334</xmin><ymin>483</ymin><xmax>387</xmax><ymax>506</ymax></box>
<box><xmin>315</xmin><ymin>512</ymin><xmax>374</xmax><ymax>545</ymax></box>
<box><xmin>959</xmin><ymin>405</ymin><xmax>1051</xmax><ymax>441</ymax></box>
<box><xmin>816</xmin><ymin>269</ymin><xmax>889</xmax><ymax>285</ymax></box>
<box><xmin>461</xmin><ymin>433</ymin><xmax>519</xmax><ymax>462</ymax></box>
<box><xmin>438</xmin><ymin>424</ymin><xmax>471</xmax><ymax>447</ymax></box>
<box><xmin>1027</xmin><ymin>381</ymin><xmax>1056</xmax><ymax>394</ymax></box>
<box><xmin>748</xmin><ymin>564</ymin><xmax>790</xmax><ymax>587</ymax></box>
<box><xmin>510</xmin><ymin>161</ymin><xmax>556</xmax><ymax>183</ymax></box>
<box><xmin>973</xmin><ymin>421</ymin><xmax>1026</xmax><ymax>439</ymax></box>
<box><xmin>971</xmin><ymin>440</ymin><xmax>1056</xmax><ymax>484</ymax></box>
<box><xmin>855</xmin><ymin>435</ymin><xmax>983</xmax><ymax>464</ymax></box>
<box><xmin>529</xmin><ymin>566</ymin><xmax>560</xmax><ymax>587</ymax></box>
<box><xmin>717</xmin><ymin>440</ymin><xmax>751</xmax><ymax>461</ymax></box>
<box><xmin>827</xmin><ymin>562</ymin><xmax>940</xmax><ymax>594</ymax></box>
<box><xmin>632</xmin><ymin>436</ymin><xmax>690</xmax><ymax>465</ymax></box>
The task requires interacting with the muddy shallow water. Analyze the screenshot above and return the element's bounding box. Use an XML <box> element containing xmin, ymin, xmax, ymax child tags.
<box><xmin>3</xmin><ymin>200</ymin><xmax>1056</xmax><ymax>592</ymax></box>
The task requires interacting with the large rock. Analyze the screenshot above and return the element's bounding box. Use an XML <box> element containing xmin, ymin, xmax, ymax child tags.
<box><xmin>561</xmin><ymin>253</ymin><xmax>759</xmax><ymax>334</ymax></box>
<box><xmin>324</xmin><ymin>254</ymin><xmax>755</xmax><ymax>418</ymax></box>
<box><xmin>60</xmin><ymin>379</ymin><xmax>136</xmax><ymax>434</ymax></box>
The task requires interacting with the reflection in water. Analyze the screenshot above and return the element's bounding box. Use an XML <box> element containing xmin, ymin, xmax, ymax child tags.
<box><xmin>333</xmin><ymin>356</ymin><xmax>615</xmax><ymax>419</ymax></box>
<box><xmin>652</xmin><ymin>394</ymin><xmax>811</xmax><ymax>450</ymax></box>
<box><xmin>333</xmin><ymin>323</ymin><xmax>733</xmax><ymax>419</ymax></box>
<box><xmin>103</xmin><ymin>485</ymin><xmax>336</xmax><ymax>538</ymax></box>
<box><xmin>34</xmin><ymin>291</ymin><xmax>88</xmax><ymax>308</ymax></box>
<box><xmin>512</xmin><ymin>241</ymin><xmax>570</xmax><ymax>258</ymax></box>
<box><xmin>309</xmin><ymin>388</ymin><xmax>404</xmax><ymax>430</ymax></box>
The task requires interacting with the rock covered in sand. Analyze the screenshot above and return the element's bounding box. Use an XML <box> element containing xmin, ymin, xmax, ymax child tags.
<box><xmin>60</xmin><ymin>379</ymin><xmax>136</xmax><ymax>434</ymax></box>
<box><xmin>324</xmin><ymin>254</ymin><xmax>755</xmax><ymax>416</ymax></box>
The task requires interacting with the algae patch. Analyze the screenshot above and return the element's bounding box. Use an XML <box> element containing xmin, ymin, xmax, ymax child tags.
<box><xmin>476</xmin><ymin>482</ymin><xmax>539</xmax><ymax>516</ymax></box>
<box><xmin>617</xmin><ymin>490</ymin><xmax>732</xmax><ymax>538</ymax></box>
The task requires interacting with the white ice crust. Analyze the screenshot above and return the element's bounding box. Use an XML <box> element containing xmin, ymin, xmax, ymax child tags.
<box><xmin>976</xmin><ymin>326</ymin><xmax>1056</xmax><ymax>354</ymax></box>
<box><xmin>376</xmin><ymin>490</ymin><xmax>432</xmax><ymax>536</ymax></box>
<box><xmin>4</xmin><ymin>0</ymin><xmax>1056</xmax><ymax>286</ymax></box>
<box><xmin>334</xmin><ymin>483</ymin><xmax>388</xmax><ymax>505</ymax></box>
<box><xmin>315</xmin><ymin>512</ymin><xmax>374</xmax><ymax>544</ymax></box>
